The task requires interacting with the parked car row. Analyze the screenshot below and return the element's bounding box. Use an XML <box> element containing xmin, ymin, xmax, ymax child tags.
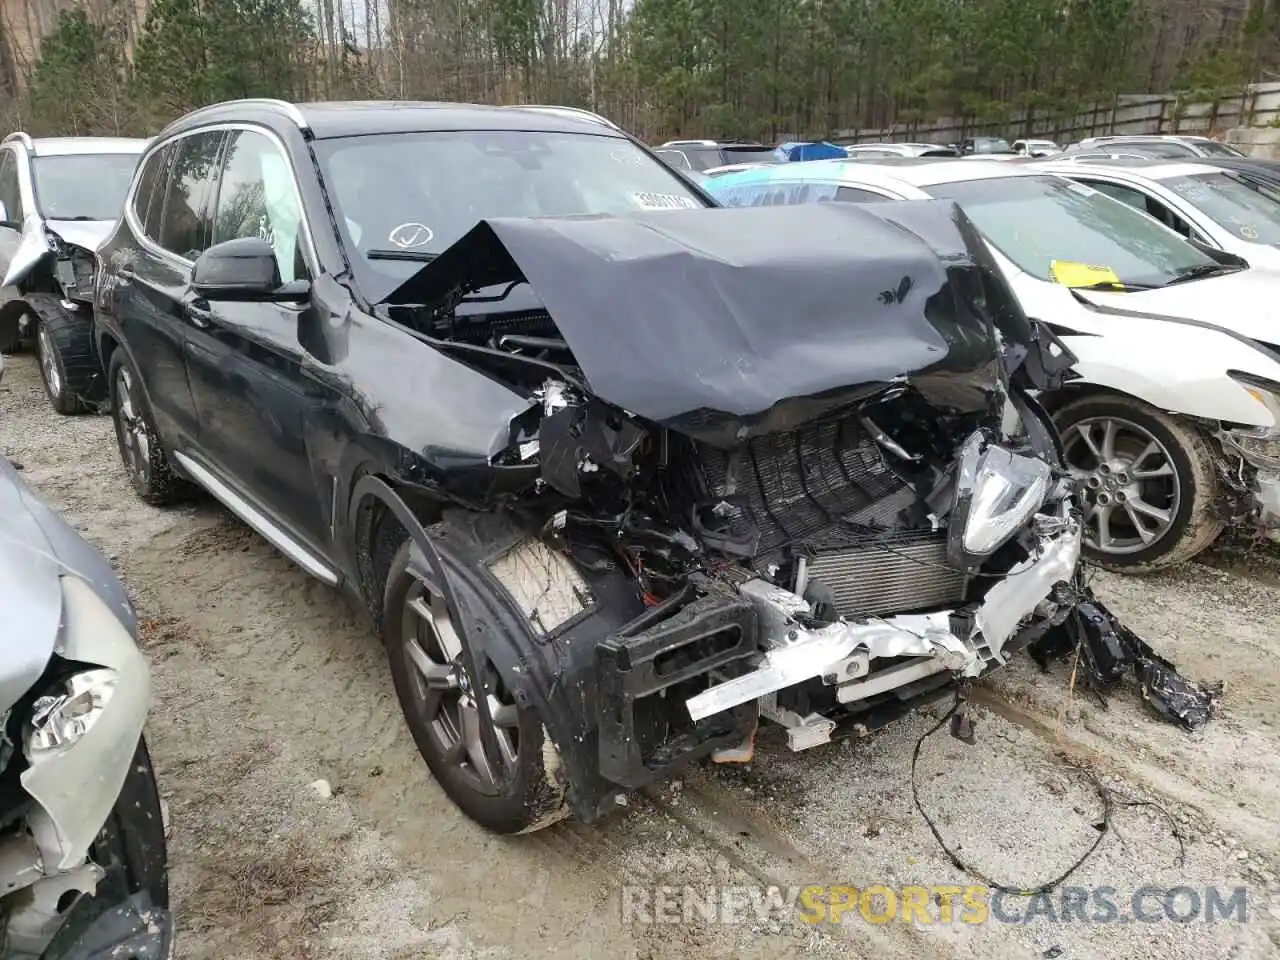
<box><xmin>0</xmin><ymin>100</ymin><xmax>1221</xmax><ymax>934</ymax></box>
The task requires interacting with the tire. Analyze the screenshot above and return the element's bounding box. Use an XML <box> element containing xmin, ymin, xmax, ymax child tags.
<box><xmin>382</xmin><ymin>536</ymin><xmax>568</xmax><ymax>834</ymax></box>
<box><xmin>1055</xmin><ymin>393</ymin><xmax>1224</xmax><ymax>571</ymax></box>
<box><xmin>29</xmin><ymin>295</ymin><xmax>105</xmax><ymax>415</ymax></box>
<box><xmin>42</xmin><ymin>735</ymin><xmax>174</xmax><ymax>960</ymax></box>
<box><xmin>107</xmin><ymin>348</ymin><xmax>197</xmax><ymax>506</ymax></box>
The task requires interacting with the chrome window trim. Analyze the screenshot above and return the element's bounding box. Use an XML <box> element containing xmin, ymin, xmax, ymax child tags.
<box><xmin>123</xmin><ymin>121</ymin><xmax>320</xmax><ymax>277</ymax></box>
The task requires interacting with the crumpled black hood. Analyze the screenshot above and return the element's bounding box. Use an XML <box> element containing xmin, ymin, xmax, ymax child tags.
<box><xmin>383</xmin><ymin>201</ymin><xmax>1022</xmax><ymax>437</ymax></box>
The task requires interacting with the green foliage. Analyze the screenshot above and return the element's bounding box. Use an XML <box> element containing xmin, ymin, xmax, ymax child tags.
<box><xmin>27</xmin><ymin>9</ymin><xmax>131</xmax><ymax>135</ymax></box>
<box><xmin>11</xmin><ymin>0</ymin><xmax>1276</xmax><ymax>141</ymax></box>
<box><xmin>130</xmin><ymin>0</ymin><xmax>315</xmax><ymax>122</ymax></box>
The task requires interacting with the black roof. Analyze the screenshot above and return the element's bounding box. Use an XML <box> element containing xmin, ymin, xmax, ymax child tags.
<box><xmin>156</xmin><ymin>98</ymin><xmax>628</xmax><ymax>142</ymax></box>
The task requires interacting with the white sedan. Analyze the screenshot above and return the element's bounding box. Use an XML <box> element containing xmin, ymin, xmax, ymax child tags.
<box><xmin>1033</xmin><ymin>157</ymin><xmax>1280</xmax><ymax>270</ymax></box>
<box><xmin>705</xmin><ymin>158</ymin><xmax>1280</xmax><ymax>571</ymax></box>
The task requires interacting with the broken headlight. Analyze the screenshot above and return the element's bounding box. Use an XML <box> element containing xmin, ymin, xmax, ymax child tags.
<box><xmin>1224</xmin><ymin>371</ymin><xmax>1280</xmax><ymax>469</ymax></box>
<box><xmin>25</xmin><ymin>669</ymin><xmax>118</xmax><ymax>754</ymax></box>
<box><xmin>948</xmin><ymin>430</ymin><xmax>1052</xmax><ymax>566</ymax></box>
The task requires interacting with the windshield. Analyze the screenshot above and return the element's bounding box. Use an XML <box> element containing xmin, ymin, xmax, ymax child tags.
<box><xmin>33</xmin><ymin>153</ymin><xmax>140</xmax><ymax>221</ymax></box>
<box><xmin>313</xmin><ymin>130</ymin><xmax>709</xmax><ymax>299</ymax></box>
<box><xmin>924</xmin><ymin>175</ymin><xmax>1217</xmax><ymax>286</ymax></box>
<box><xmin>1160</xmin><ymin>172</ymin><xmax>1280</xmax><ymax>244</ymax></box>
<box><xmin>972</xmin><ymin>138</ymin><xmax>1013</xmax><ymax>154</ymax></box>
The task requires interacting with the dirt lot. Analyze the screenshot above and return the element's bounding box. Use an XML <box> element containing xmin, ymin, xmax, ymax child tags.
<box><xmin>3</xmin><ymin>352</ymin><xmax>1280</xmax><ymax>959</ymax></box>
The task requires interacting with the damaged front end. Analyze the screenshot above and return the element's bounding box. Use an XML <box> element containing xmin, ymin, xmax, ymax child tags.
<box><xmin>2</xmin><ymin>216</ymin><xmax>109</xmax><ymax>302</ymax></box>
<box><xmin>380</xmin><ymin>201</ymin><xmax>1175</xmax><ymax>820</ymax></box>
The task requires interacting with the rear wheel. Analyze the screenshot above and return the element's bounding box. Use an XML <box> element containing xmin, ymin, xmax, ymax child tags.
<box><xmin>108</xmin><ymin>349</ymin><xmax>196</xmax><ymax>506</ymax></box>
<box><xmin>1056</xmin><ymin>393</ymin><xmax>1223</xmax><ymax>570</ymax></box>
<box><xmin>382</xmin><ymin>537</ymin><xmax>567</xmax><ymax>834</ymax></box>
<box><xmin>31</xmin><ymin>296</ymin><xmax>104</xmax><ymax>415</ymax></box>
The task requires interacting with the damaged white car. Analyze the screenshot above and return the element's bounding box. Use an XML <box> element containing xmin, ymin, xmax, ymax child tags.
<box><xmin>0</xmin><ymin>133</ymin><xmax>147</xmax><ymax>414</ymax></box>
<box><xmin>707</xmin><ymin>160</ymin><xmax>1280</xmax><ymax>570</ymax></box>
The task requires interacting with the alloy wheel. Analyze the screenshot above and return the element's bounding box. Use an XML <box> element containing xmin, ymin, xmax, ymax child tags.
<box><xmin>1061</xmin><ymin>415</ymin><xmax>1180</xmax><ymax>555</ymax></box>
<box><xmin>115</xmin><ymin>366</ymin><xmax>151</xmax><ymax>486</ymax></box>
<box><xmin>37</xmin><ymin>324</ymin><xmax>61</xmax><ymax>399</ymax></box>
<box><xmin>400</xmin><ymin>578</ymin><xmax>520</xmax><ymax>797</ymax></box>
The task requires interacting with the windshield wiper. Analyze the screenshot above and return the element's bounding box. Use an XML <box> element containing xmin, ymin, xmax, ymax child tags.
<box><xmin>1072</xmin><ymin>280</ymin><xmax>1159</xmax><ymax>291</ymax></box>
<box><xmin>365</xmin><ymin>249</ymin><xmax>438</xmax><ymax>262</ymax></box>
<box><xmin>1163</xmin><ymin>263</ymin><xmax>1243</xmax><ymax>285</ymax></box>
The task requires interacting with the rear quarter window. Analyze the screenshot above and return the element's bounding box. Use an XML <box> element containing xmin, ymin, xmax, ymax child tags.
<box><xmin>132</xmin><ymin>144</ymin><xmax>173</xmax><ymax>244</ymax></box>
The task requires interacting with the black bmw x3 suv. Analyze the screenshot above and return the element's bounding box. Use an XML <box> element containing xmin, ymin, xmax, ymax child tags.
<box><xmin>94</xmin><ymin>97</ymin><xmax>1100</xmax><ymax>834</ymax></box>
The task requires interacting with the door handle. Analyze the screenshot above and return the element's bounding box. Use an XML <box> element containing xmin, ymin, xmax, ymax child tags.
<box><xmin>184</xmin><ymin>302</ymin><xmax>212</xmax><ymax>328</ymax></box>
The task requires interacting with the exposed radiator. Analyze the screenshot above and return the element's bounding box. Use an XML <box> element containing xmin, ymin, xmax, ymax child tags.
<box><xmin>804</xmin><ymin>528</ymin><xmax>967</xmax><ymax>619</ymax></box>
<box><xmin>697</xmin><ymin>412</ymin><xmax>969</xmax><ymax>619</ymax></box>
<box><xmin>698</xmin><ymin>412</ymin><xmax>904</xmax><ymax>557</ymax></box>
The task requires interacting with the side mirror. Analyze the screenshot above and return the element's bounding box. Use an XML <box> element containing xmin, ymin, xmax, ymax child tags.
<box><xmin>191</xmin><ymin>237</ymin><xmax>309</xmax><ymax>302</ymax></box>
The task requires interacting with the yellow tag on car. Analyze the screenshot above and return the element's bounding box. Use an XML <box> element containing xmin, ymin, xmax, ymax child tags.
<box><xmin>1048</xmin><ymin>260</ymin><xmax>1123</xmax><ymax>288</ymax></box>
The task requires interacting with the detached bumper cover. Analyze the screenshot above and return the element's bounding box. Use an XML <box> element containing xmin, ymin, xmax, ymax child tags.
<box><xmin>686</xmin><ymin>519</ymin><xmax>1082</xmax><ymax>723</ymax></box>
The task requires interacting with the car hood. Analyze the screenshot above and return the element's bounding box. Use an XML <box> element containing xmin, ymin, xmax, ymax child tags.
<box><xmin>1080</xmin><ymin>267</ymin><xmax>1280</xmax><ymax>344</ymax></box>
<box><xmin>0</xmin><ymin>455</ymin><xmax>136</xmax><ymax>714</ymax></box>
<box><xmin>45</xmin><ymin>218</ymin><xmax>116</xmax><ymax>252</ymax></box>
<box><xmin>383</xmin><ymin>201</ymin><xmax>1019</xmax><ymax>440</ymax></box>
<box><xmin>0</xmin><ymin>215</ymin><xmax>115</xmax><ymax>289</ymax></box>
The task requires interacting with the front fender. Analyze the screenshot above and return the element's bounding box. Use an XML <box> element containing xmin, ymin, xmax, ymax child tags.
<box><xmin>1060</xmin><ymin>330</ymin><xmax>1280</xmax><ymax>428</ymax></box>
<box><xmin>347</xmin><ymin>476</ymin><xmax>632</xmax><ymax>821</ymax></box>
<box><xmin>2</xmin><ymin>214</ymin><xmax>51</xmax><ymax>289</ymax></box>
<box><xmin>21</xmin><ymin>576</ymin><xmax>150</xmax><ymax>871</ymax></box>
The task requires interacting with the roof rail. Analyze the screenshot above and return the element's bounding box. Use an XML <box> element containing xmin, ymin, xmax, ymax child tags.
<box><xmin>507</xmin><ymin>104</ymin><xmax>621</xmax><ymax>132</ymax></box>
<box><xmin>180</xmin><ymin>98</ymin><xmax>309</xmax><ymax>130</ymax></box>
<box><xmin>3</xmin><ymin>131</ymin><xmax>34</xmax><ymax>151</ymax></box>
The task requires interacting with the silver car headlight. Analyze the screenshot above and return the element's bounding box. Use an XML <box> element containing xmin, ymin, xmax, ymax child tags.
<box><xmin>26</xmin><ymin>668</ymin><xmax>119</xmax><ymax>754</ymax></box>
<box><xmin>948</xmin><ymin>431</ymin><xmax>1053</xmax><ymax>565</ymax></box>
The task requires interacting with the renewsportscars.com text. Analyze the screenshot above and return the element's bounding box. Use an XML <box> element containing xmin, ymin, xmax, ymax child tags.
<box><xmin>620</xmin><ymin>884</ymin><xmax>1250</xmax><ymax>926</ymax></box>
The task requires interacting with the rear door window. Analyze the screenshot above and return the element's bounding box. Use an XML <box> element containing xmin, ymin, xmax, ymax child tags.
<box><xmin>157</xmin><ymin>131</ymin><xmax>225</xmax><ymax>260</ymax></box>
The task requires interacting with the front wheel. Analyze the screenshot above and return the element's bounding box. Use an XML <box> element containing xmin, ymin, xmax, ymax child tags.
<box><xmin>382</xmin><ymin>537</ymin><xmax>568</xmax><ymax>834</ymax></box>
<box><xmin>1055</xmin><ymin>393</ymin><xmax>1224</xmax><ymax>571</ymax></box>
<box><xmin>31</xmin><ymin>297</ymin><xmax>105</xmax><ymax>415</ymax></box>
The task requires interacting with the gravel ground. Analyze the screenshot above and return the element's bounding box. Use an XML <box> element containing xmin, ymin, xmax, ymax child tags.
<box><xmin>3</xmin><ymin>352</ymin><xmax>1279</xmax><ymax>960</ymax></box>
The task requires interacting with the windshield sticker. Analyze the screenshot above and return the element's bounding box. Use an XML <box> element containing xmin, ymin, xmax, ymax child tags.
<box><xmin>1049</xmin><ymin>259</ymin><xmax>1122</xmax><ymax>288</ymax></box>
<box><xmin>630</xmin><ymin>192</ymin><xmax>701</xmax><ymax>210</ymax></box>
<box><xmin>610</xmin><ymin>149</ymin><xmax>646</xmax><ymax>168</ymax></box>
<box><xmin>1239</xmin><ymin>223</ymin><xmax>1260</xmax><ymax>240</ymax></box>
<box><xmin>388</xmin><ymin>223</ymin><xmax>433</xmax><ymax>248</ymax></box>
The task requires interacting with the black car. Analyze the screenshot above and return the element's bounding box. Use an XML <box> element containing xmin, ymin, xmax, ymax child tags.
<box><xmin>94</xmin><ymin>97</ymin><xmax>1103</xmax><ymax>835</ymax></box>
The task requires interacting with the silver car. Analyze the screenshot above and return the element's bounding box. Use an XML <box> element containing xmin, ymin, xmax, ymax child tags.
<box><xmin>0</xmin><ymin>357</ymin><xmax>172</xmax><ymax>959</ymax></box>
